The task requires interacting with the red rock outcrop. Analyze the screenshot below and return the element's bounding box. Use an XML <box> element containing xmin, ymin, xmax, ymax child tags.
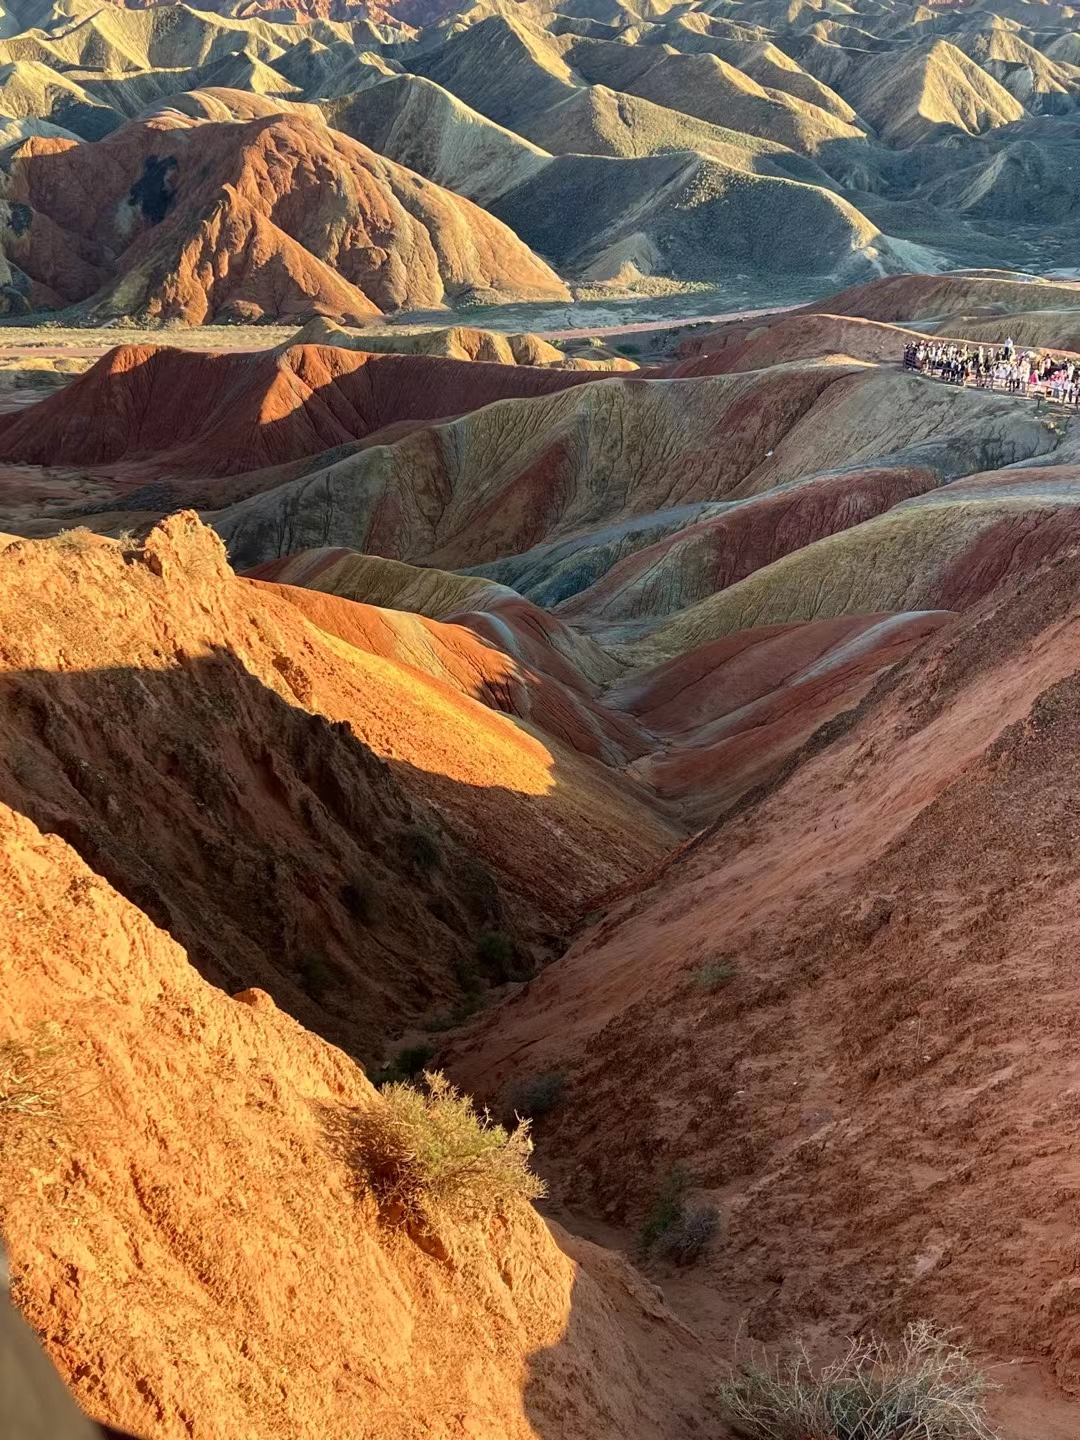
<box><xmin>446</xmin><ymin>539</ymin><xmax>1080</xmax><ymax>1413</ymax></box>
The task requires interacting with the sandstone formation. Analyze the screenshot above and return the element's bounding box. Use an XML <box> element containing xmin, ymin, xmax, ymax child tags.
<box><xmin>11</xmin><ymin>0</ymin><xmax>1080</xmax><ymax>1429</ymax></box>
<box><xmin>0</xmin><ymin>109</ymin><xmax>568</xmax><ymax>323</ymax></box>
<box><xmin>0</xmin><ymin>516</ymin><xmax>675</xmax><ymax>1069</ymax></box>
<box><xmin>0</xmin><ymin>785</ymin><xmax>699</xmax><ymax>1439</ymax></box>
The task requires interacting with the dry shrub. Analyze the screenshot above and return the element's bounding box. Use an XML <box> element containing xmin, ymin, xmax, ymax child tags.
<box><xmin>0</xmin><ymin>1026</ymin><xmax>80</xmax><ymax>1170</ymax></box>
<box><xmin>712</xmin><ymin>1322</ymin><xmax>998</xmax><ymax>1440</ymax></box>
<box><xmin>351</xmin><ymin>1071</ymin><xmax>545</xmax><ymax>1235</ymax></box>
<box><xmin>0</xmin><ymin>1030</ymin><xmax>67</xmax><ymax>1124</ymax></box>
<box><xmin>652</xmin><ymin>1203</ymin><xmax>720</xmax><ymax>1266</ymax></box>
<box><xmin>48</xmin><ymin>527</ymin><xmax>101</xmax><ymax>552</ymax></box>
<box><xmin>639</xmin><ymin>1161</ymin><xmax>719</xmax><ymax>1265</ymax></box>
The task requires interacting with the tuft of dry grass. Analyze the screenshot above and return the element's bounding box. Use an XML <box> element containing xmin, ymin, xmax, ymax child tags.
<box><xmin>350</xmin><ymin>1071</ymin><xmax>545</xmax><ymax>1235</ymax></box>
<box><xmin>0</xmin><ymin>1030</ymin><xmax>67</xmax><ymax>1124</ymax></box>
<box><xmin>0</xmin><ymin>1026</ymin><xmax>83</xmax><ymax>1178</ymax></box>
<box><xmin>712</xmin><ymin>1322</ymin><xmax>999</xmax><ymax>1440</ymax></box>
<box><xmin>48</xmin><ymin>527</ymin><xmax>101</xmax><ymax>553</ymax></box>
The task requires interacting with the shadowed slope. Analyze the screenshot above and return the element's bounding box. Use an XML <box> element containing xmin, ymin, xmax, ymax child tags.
<box><xmin>0</xmin><ymin>517</ymin><xmax>676</xmax><ymax>1066</ymax></box>
<box><xmin>489</xmin><ymin>148</ymin><xmax>889</xmax><ymax>283</ymax></box>
<box><xmin>0</xmin><ymin>793</ymin><xmax>701</xmax><ymax>1440</ymax></box>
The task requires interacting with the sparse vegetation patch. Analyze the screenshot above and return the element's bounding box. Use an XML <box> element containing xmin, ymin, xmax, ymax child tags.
<box><xmin>694</xmin><ymin>958</ymin><xmax>737</xmax><ymax>992</ymax></box>
<box><xmin>712</xmin><ymin>1323</ymin><xmax>998</xmax><ymax>1440</ymax></box>
<box><xmin>639</xmin><ymin>1161</ymin><xmax>720</xmax><ymax>1266</ymax></box>
<box><xmin>350</xmin><ymin>1071</ymin><xmax>545</xmax><ymax>1234</ymax></box>
<box><xmin>0</xmin><ymin>1025</ymin><xmax>82</xmax><ymax>1168</ymax></box>
<box><xmin>400</xmin><ymin>825</ymin><xmax>441</xmax><ymax>872</ymax></box>
<box><xmin>506</xmin><ymin>1069</ymin><xmax>565</xmax><ymax>1121</ymax></box>
<box><xmin>0</xmin><ymin>1033</ymin><xmax>65</xmax><ymax>1122</ymax></box>
<box><xmin>49</xmin><ymin>527</ymin><xmax>101</xmax><ymax>552</ymax></box>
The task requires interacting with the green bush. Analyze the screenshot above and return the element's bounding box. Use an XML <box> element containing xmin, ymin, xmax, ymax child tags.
<box><xmin>351</xmin><ymin>1071</ymin><xmax>545</xmax><ymax>1231</ymax></box>
<box><xmin>694</xmin><ymin>959</ymin><xmax>736</xmax><ymax>992</ymax></box>
<box><xmin>453</xmin><ymin>951</ymin><xmax>482</xmax><ymax>996</ymax></box>
<box><xmin>340</xmin><ymin>878</ymin><xmax>381</xmax><ymax>925</ymax></box>
<box><xmin>379</xmin><ymin>1043</ymin><xmax>436</xmax><ymax>1087</ymax></box>
<box><xmin>400</xmin><ymin>826</ymin><xmax>441</xmax><ymax>872</ymax></box>
<box><xmin>506</xmin><ymin>1070</ymin><xmax>565</xmax><ymax>1121</ymax></box>
<box><xmin>298</xmin><ymin>954</ymin><xmax>333</xmax><ymax>1001</ymax></box>
<box><xmin>639</xmin><ymin>1162</ymin><xmax>692</xmax><ymax>1250</ymax></box>
<box><xmin>712</xmin><ymin>1323</ymin><xmax>998</xmax><ymax>1440</ymax></box>
<box><xmin>639</xmin><ymin>1162</ymin><xmax>719</xmax><ymax>1265</ymax></box>
<box><xmin>477</xmin><ymin>930</ymin><xmax>515</xmax><ymax>982</ymax></box>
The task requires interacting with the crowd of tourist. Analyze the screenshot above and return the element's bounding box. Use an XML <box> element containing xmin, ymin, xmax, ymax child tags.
<box><xmin>903</xmin><ymin>338</ymin><xmax>1080</xmax><ymax>403</ymax></box>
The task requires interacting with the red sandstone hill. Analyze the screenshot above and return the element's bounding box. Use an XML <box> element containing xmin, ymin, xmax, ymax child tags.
<box><xmin>446</xmin><ymin>537</ymin><xmax>1080</xmax><ymax>1420</ymax></box>
<box><xmin>0</xmin><ymin>341</ymin><xmax>598</xmax><ymax>484</ymax></box>
<box><xmin>0</xmin><ymin>110</ymin><xmax>568</xmax><ymax>324</ymax></box>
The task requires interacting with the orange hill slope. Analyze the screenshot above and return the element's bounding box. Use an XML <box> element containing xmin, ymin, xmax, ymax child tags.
<box><xmin>0</xmin><ymin>516</ymin><xmax>676</xmax><ymax>1065</ymax></box>
<box><xmin>247</xmin><ymin>547</ymin><xmax>623</xmax><ymax>691</ymax></box>
<box><xmin>445</xmin><ymin>539</ymin><xmax>1080</xmax><ymax>1403</ymax></box>
<box><xmin>0</xmin><ymin>110</ymin><xmax>569</xmax><ymax>324</ymax></box>
<box><xmin>0</xmin><ymin>797</ymin><xmax>704</xmax><ymax>1440</ymax></box>
<box><xmin>250</xmin><ymin>547</ymin><xmax>950</xmax><ymax>830</ymax></box>
<box><xmin>252</xmin><ymin>576</ymin><xmax>651</xmax><ymax>767</ymax></box>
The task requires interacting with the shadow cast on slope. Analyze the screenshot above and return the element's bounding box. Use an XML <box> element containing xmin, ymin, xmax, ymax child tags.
<box><xmin>0</xmin><ymin>646</ymin><xmax>586</xmax><ymax>1070</ymax></box>
<box><xmin>0</xmin><ymin>643</ymin><xmax>705</xmax><ymax>1440</ymax></box>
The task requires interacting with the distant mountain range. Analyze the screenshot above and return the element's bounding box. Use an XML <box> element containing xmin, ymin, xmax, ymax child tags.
<box><xmin>3</xmin><ymin>0</ymin><xmax>1080</xmax><ymax>322</ymax></box>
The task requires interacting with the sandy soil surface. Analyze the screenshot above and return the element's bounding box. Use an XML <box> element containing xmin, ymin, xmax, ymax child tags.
<box><xmin>0</xmin><ymin>303</ymin><xmax>800</xmax><ymax>365</ymax></box>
